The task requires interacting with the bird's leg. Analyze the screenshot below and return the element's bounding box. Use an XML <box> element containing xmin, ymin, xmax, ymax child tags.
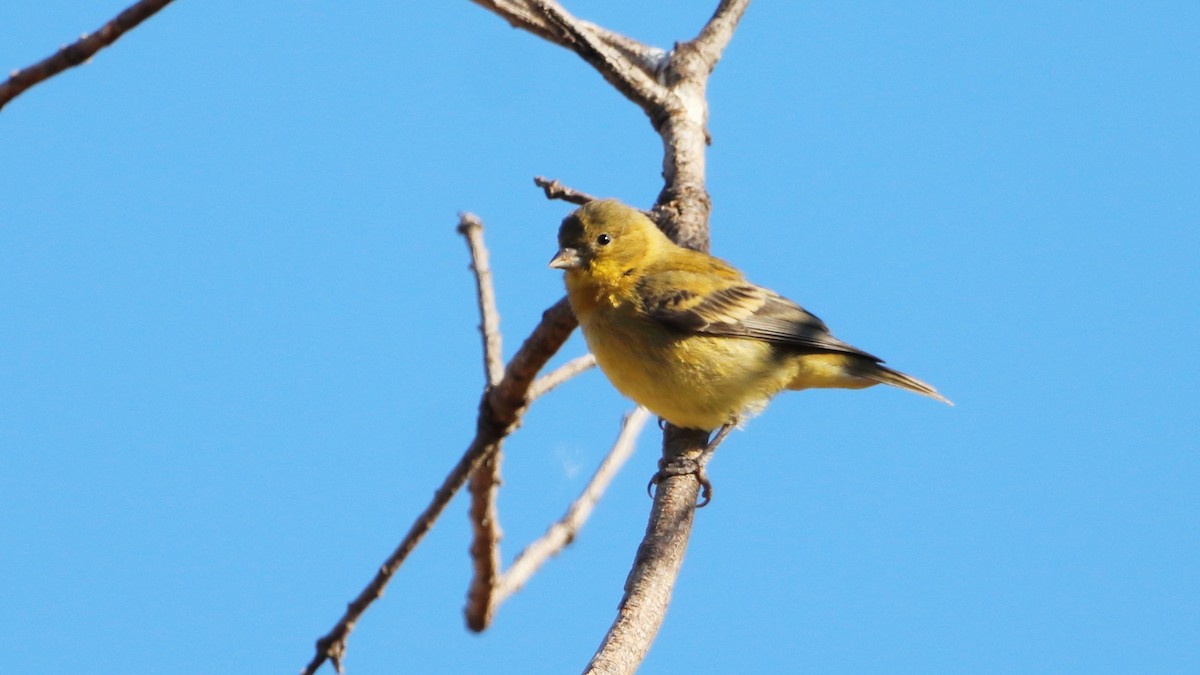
<box><xmin>690</xmin><ymin>421</ymin><xmax>735</xmax><ymax>506</ymax></box>
<box><xmin>646</xmin><ymin>420</ymin><xmax>736</xmax><ymax>507</ymax></box>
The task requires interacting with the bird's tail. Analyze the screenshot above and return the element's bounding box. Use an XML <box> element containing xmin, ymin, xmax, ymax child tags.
<box><xmin>861</xmin><ymin>363</ymin><xmax>954</xmax><ymax>406</ymax></box>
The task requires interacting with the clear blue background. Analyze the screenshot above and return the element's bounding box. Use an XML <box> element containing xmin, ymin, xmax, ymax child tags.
<box><xmin>3</xmin><ymin>2</ymin><xmax>1197</xmax><ymax>673</ymax></box>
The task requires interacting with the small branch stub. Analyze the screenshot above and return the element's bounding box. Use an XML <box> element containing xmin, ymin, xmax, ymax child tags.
<box><xmin>535</xmin><ymin>176</ymin><xmax>599</xmax><ymax>205</ymax></box>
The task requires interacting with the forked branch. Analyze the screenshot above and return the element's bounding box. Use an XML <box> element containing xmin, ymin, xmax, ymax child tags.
<box><xmin>302</xmin><ymin>214</ymin><xmax>581</xmax><ymax>674</ymax></box>
<box><xmin>467</xmin><ymin>406</ymin><xmax>650</xmax><ymax>629</ymax></box>
<box><xmin>471</xmin><ymin>3</ymin><xmax>752</xmax><ymax>673</ymax></box>
<box><xmin>461</xmin><ymin>212</ymin><xmax>634</xmax><ymax>632</ymax></box>
<box><xmin>471</xmin><ymin>0</ymin><xmax>668</xmax><ymax>117</ymax></box>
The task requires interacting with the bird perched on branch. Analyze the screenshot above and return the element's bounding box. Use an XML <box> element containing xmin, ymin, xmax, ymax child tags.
<box><xmin>549</xmin><ymin>199</ymin><xmax>950</xmax><ymax>437</ymax></box>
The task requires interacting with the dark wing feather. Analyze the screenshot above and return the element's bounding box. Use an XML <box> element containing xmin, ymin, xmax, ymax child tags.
<box><xmin>639</xmin><ymin>270</ymin><xmax>880</xmax><ymax>361</ymax></box>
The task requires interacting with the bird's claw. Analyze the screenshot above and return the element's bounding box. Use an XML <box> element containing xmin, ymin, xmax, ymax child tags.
<box><xmin>646</xmin><ymin>457</ymin><xmax>713</xmax><ymax>507</ymax></box>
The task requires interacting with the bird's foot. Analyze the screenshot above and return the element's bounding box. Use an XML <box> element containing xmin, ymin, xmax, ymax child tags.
<box><xmin>645</xmin><ymin>421</ymin><xmax>736</xmax><ymax>507</ymax></box>
<box><xmin>647</xmin><ymin>457</ymin><xmax>713</xmax><ymax>507</ymax></box>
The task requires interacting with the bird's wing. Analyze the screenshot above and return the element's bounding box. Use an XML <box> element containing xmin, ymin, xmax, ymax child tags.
<box><xmin>638</xmin><ymin>269</ymin><xmax>880</xmax><ymax>360</ymax></box>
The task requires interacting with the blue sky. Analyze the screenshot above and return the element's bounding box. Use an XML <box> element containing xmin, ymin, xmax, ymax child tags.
<box><xmin>2</xmin><ymin>2</ymin><xmax>1197</xmax><ymax>673</ymax></box>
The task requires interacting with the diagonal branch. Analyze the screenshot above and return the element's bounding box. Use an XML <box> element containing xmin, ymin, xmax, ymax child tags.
<box><xmin>474</xmin><ymin>0</ymin><xmax>669</xmax><ymax>118</ymax></box>
<box><xmin>588</xmin><ymin>26</ymin><xmax>668</xmax><ymax>78</ymax></box>
<box><xmin>528</xmin><ymin>0</ymin><xmax>668</xmax><ymax>116</ymax></box>
<box><xmin>528</xmin><ymin>354</ymin><xmax>595</xmax><ymax>401</ymax></box>
<box><xmin>466</xmin><ymin>406</ymin><xmax>649</xmax><ymax>629</ymax></box>
<box><xmin>535</xmin><ymin>175</ymin><xmax>601</xmax><ymax>206</ymax></box>
<box><xmin>302</xmin><ymin>298</ymin><xmax>578</xmax><ymax>675</ymax></box>
<box><xmin>533</xmin><ymin>176</ymin><xmax>654</xmax><ymax>223</ymax></box>
<box><xmin>689</xmin><ymin>0</ymin><xmax>752</xmax><ymax>72</ymax></box>
<box><xmin>0</xmin><ymin>0</ymin><xmax>175</xmax><ymax>112</ymax></box>
<box><xmin>470</xmin><ymin>0</ymin><xmax>558</xmax><ymax>41</ymax></box>
<box><xmin>302</xmin><ymin>432</ymin><xmax>493</xmax><ymax>675</ymax></box>
<box><xmin>495</xmin><ymin>407</ymin><xmax>649</xmax><ymax>604</ymax></box>
<box><xmin>471</xmin><ymin>1</ymin><xmax>668</xmax><ymax>95</ymax></box>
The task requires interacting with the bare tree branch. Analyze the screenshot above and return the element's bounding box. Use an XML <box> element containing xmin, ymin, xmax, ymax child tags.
<box><xmin>528</xmin><ymin>354</ymin><xmax>596</xmax><ymax>401</ymax></box>
<box><xmin>309</xmin><ymin>0</ymin><xmax>753</xmax><ymax>669</ymax></box>
<box><xmin>456</xmin><ymin>208</ymin><xmax>635</xmax><ymax>633</ymax></box>
<box><xmin>535</xmin><ymin>175</ymin><xmax>601</xmax><ymax>206</ymax></box>
<box><xmin>478</xmin><ymin>3</ymin><xmax>755</xmax><ymax>672</ymax></box>
<box><xmin>495</xmin><ymin>407</ymin><xmax>649</xmax><ymax>603</ymax></box>
<box><xmin>465</xmin><ymin>444</ymin><xmax>505</xmax><ymax>632</ymax></box>
<box><xmin>0</xmin><ymin>0</ymin><xmax>174</xmax><ymax>112</ymax></box>
<box><xmin>690</xmin><ymin>0</ymin><xmax>752</xmax><ymax>72</ymax></box>
<box><xmin>587</xmin><ymin>26</ymin><xmax>668</xmax><ymax>78</ymax></box>
<box><xmin>466</xmin><ymin>406</ymin><xmax>649</xmax><ymax>629</ymax></box>
<box><xmin>489</xmin><ymin>297</ymin><xmax>578</xmax><ymax>420</ymax></box>
<box><xmin>650</xmin><ymin>1</ymin><xmax>750</xmax><ymax>250</ymax></box>
<box><xmin>527</xmin><ymin>0</ymin><xmax>668</xmax><ymax>116</ymax></box>
<box><xmin>458</xmin><ymin>213</ymin><xmax>505</xmax><ymax>386</ymax></box>
<box><xmin>472</xmin><ymin>0</ymin><xmax>669</xmax><ymax>118</ymax></box>
<box><xmin>471</xmin><ymin>1</ymin><xmax>668</xmax><ymax>94</ymax></box>
<box><xmin>303</xmin><ymin>298</ymin><xmax>578</xmax><ymax>674</ymax></box>
<box><xmin>470</xmin><ymin>0</ymin><xmax>558</xmax><ymax>41</ymax></box>
<box><xmin>584</xmin><ymin>426</ymin><xmax>711</xmax><ymax>674</ymax></box>
<box><xmin>302</xmin><ymin>431</ymin><xmax>493</xmax><ymax>675</ymax></box>
<box><xmin>534</xmin><ymin>177</ymin><xmax>657</xmax><ymax>224</ymax></box>
<box><xmin>458</xmin><ymin>213</ymin><xmax>509</xmax><ymax>633</ymax></box>
<box><xmin>11</xmin><ymin>1</ymin><xmax>756</xmax><ymax>672</ymax></box>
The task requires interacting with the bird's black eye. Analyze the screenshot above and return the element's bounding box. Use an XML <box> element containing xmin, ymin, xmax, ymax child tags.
<box><xmin>596</xmin><ymin>233</ymin><xmax>612</xmax><ymax>246</ymax></box>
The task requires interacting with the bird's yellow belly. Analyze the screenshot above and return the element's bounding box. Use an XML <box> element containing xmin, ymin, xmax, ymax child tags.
<box><xmin>580</xmin><ymin>312</ymin><xmax>794</xmax><ymax>430</ymax></box>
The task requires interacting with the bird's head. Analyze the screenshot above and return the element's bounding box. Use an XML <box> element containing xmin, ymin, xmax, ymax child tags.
<box><xmin>549</xmin><ymin>199</ymin><xmax>669</xmax><ymax>281</ymax></box>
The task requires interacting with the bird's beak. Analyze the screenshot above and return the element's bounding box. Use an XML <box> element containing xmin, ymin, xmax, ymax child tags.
<box><xmin>548</xmin><ymin>247</ymin><xmax>582</xmax><ymax>270</ymax></box>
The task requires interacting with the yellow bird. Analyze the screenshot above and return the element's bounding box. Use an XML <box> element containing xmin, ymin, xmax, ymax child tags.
<box><xmin>549</xmin><ymin>199</ymin><xmax>950</xmax><ymax>434</ymax></box>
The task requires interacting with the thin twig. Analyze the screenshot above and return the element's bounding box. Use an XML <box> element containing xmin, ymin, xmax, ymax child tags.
<box><xmin>495</xmin><ymin>407</ymin><xmax>649</xmax><ymax>603</ymax></box>
<box><xmin>535</xmin><ymin>176</ymin><xmax>601</xmax><ymax>205</ymax></box>
<box><xmin>0</xmin><ymin>0</ymin><xmax>174</xmax><ymax>111</ymax></box>
<box><xmin>471</xmin><ymin>0</ymin><xmax>667</xmax><ymax>67</ymax></box>
<box><xmin>302</xmin><ymin>299</ymin><xmax>577</xmax><ymax>675</ymax></box>
<box><xmin>533</xmin><ymin>177</ymin><xmax>654</xmax><ymax>223</ymax></box>
<box><xmin>525</xmin><ymin>0</ymin><xmax>668</xmax><ymax>115</ymax></box>
<box><xmin>528</xmin><ymin>354</ymin><xmax>596</xmax><ymax>401</ymax></box>
<box><xmin>470</xmin><ymin>1</ymin><xmax>668</xmax><ymax>103</ymax></box>
<box><xmin>458</xmin><ymin>213</ymin><xmax>505</xmax><ymax>386</ymax></box>
<box><xmin>302</xmin><ymin>433</ymin><xmax>496</xmax><ymax>675</ymax></box>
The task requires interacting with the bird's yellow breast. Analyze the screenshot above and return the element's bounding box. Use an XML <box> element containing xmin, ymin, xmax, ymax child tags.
<box><xmin>568</xmin><ymin>272</ymin><xmax>796</xmax><ymax>430</ymax></box>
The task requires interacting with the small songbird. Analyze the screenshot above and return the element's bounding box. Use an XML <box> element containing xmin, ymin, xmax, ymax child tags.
<box><xmin>549</xmin><ymin>199</ymin><xmax>950</xmax><ymax>435</ymax></box>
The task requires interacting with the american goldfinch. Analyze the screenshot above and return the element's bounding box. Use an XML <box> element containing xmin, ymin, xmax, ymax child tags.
<box><xmin>549</xmin><ymin>199</ymin><xmax>950</xmax><ymax>432</ymax></box>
